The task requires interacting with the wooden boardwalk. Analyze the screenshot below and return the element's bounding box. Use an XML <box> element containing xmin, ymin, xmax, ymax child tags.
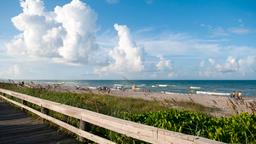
<box><xmin>0</xmin><ymin>88</ymin><xmax>223</xmax><ymax>144</ymax></box>
<box><xmin>0</xmin><ymin>100</ymin><xmax>77</xmax><ymax>144</ymax></box>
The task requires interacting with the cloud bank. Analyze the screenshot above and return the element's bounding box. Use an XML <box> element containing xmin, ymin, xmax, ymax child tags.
<box><xmin>0</xmin><ymin>64</ymin><xmax>22</xmax><ymax>79</ymax></box>
<box><xmin>6</xmin><ymin>0</ymin><xmax>97</xmax><ymax>65</ymax></box>
<box><xmin>199</xmin><ymin>56</ymin><xmax>256</xmax><ymax>77</ymax></box>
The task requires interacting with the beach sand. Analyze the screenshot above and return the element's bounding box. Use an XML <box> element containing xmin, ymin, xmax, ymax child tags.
<box><xmin>103</xmin><ymin>89</ymin><xmax>256</xmax><ymax>116</ymax></box>
<box><xmin>23</xmin><ymin>82</ymin><xmax>256</xmax><ymax>117</ymax></box>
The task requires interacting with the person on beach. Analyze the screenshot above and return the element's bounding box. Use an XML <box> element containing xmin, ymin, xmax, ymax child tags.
<box><xmin>237</xmin><ymin>91</ymin><xmax>242</xmax><ymax>100</ymax></box>
<box><xmin>231</xmin><ymin>91</ymin><xmax>236</xmax><ymax>98</ymax></box>
<box><xmin>18</xmin><ymin>81</ymin><xmax>25</xmax><ymax>87</ymax></box>
<box><xmin>231</xmin><ymin>91</ymin><xmax>243</xmax><ymax>100</ymax></box>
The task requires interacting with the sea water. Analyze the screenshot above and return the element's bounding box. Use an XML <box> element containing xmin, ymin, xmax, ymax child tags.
<box><xmin>34</xmin><ymin>80</ymin><xmax>256</xmax><ymax>97</ymax></box>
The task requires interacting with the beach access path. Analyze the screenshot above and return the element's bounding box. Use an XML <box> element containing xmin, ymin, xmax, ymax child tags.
<box><xmin>0</xmin><ymin>100</ymin><xmax>77</xmax><ymax>144</ymax></box>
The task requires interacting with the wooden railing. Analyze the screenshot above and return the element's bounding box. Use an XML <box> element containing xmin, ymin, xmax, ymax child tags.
<box><xmin>0</xmin><ymin>88</ymin><xmax>223</xmax><ymax>144</ymax></box>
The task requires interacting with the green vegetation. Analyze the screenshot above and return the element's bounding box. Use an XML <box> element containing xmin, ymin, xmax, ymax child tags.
<box><xmin>0</xmin><ymin>83</ymin><xmax>215</xmax><ymax>115</ymax></box>
<box><xmin>122</xmin><ymin>111</ymin><xmax>256</xmax><ymax>143</ymax></box>
<box><xmin>0</xmin><ymin>82</ymin><xmax>255</xmax><ymax>143</ymax></box>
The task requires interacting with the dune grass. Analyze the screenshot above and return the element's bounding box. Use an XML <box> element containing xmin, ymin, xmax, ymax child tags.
<box><xmin>0</xmin><ymin>82</ymin><xmax>216</xmax><ymax>116</ymax></box>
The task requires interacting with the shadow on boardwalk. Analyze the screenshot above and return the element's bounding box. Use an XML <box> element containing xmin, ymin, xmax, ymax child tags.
<box><xmin>0</xmin><ymin>100</ymin><xmax>78</xmax><ymax>144</ymax></box>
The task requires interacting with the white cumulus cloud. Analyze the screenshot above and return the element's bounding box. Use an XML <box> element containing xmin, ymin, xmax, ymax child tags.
<box><xmin>156</xmin><ymin>56</ymin><xmax>172</xmax><ymax>70</ymax></box>
<box><xmin>238</xmin><ymin>56</ymin><xmax>256</xmax><ymax>74</ymax></box>
<box><xmin>97</xmin><ymin>24</ymin><xmax>144</xmax><ymax>73</ymax></box>
<box><xmin>215</xmin><ymin>56</ymin><xmax>239</xmax><ymax>73</ymax></box>
<box><xmin>6</xmin><ymin>0</ymin><xmax>97</xmax><ymax>65</ymax></box>
<box><xmin>156</xmin><ymin>56</ymin><xmax>174</xmax><ymax>77</ymax></box>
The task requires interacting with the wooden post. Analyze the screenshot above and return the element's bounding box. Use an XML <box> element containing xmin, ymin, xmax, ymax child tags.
<box><xmin>22</xmin><ymin>100</ymin><xmax>27</xmax><ymax>105</ymax></box>
<box><xmin>0</xmin><ymin>92</ymin><xmax>3</xmax><ymax>102</ymax></box>
<box><xmin>2</xmin><ymin>93</ymin><xmax>6</xmax><ymax>102</ymax></box>
<box><xmin>41</xmin><ymin>107</ymin><xmax>49</xmax><ymax>115</ymax></box>
<box><xmin>41</xmin><ymin>106</ymin><xmax>49</xmax><ymax>122</ymax></box>
<box><xmin>21</xmin><ymin>100</ymin><xmax>27</xmax><ymax>111</ymax></box>
<box><xmin>79</xmin><ymin>119</ymin><xmax>87</xmax><ymax>142</ymax></box>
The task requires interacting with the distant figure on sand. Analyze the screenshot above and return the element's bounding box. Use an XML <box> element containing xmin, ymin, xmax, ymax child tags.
<box><xmin>97</xmin><ymin>86</ymin><xmax>111</xmax><ymax>94</ymax></box>
<box><xmin>132</xmin><ymin>85</ymin><xmax>140</xmax><ymax>91</ymax></box>
<box><xmin>231</xmin><ymin>91</ymin><xmax>243</xmax><ymax>100</ymax></box>
<box><xmin>18</xmin><ymin>81</ymin><xmax>25</xmax><ymax>87</ymax></box>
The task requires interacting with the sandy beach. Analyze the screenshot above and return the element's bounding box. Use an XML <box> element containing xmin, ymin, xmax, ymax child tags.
<box><xmin>19</xmin><ymin>82</ymin><xmax>256</xmax><ymax>117</ymax></box>
<box><xmin>110</xmin><ymin>90</ymin><xmax>256</xmax><ymax>116</ymax></box>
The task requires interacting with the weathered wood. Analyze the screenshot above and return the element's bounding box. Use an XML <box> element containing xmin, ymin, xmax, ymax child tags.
<box><xmin>0</xmin><ymin>99</ymin><xmax>76</xmax><ymax>144</ymax></box>
<box><xmin>79</xmin><ymin>120</ymin><xmax>87</xmax><ymax>142</ymax></box>
<box><xmin>41</xmin><ymin>107</ymin><xmax>49</xmax><ymax>115</ymax></box>
<box><xmin>22</xmin><ymin>100</ymin><xmax>27</xmax><ymax>105</ymax></box>
<box><xmin>0</xmin><ymin>95</ymin><xmax>115</xmax><ymax>144</ymax></box>
<box><xmin>0</xmin><ymin>88</ymin><xmax>224</xmax><ymax>144</ymax></box>
<box><xmin>22</xmin><ymin>100</ymin><xmax>27</xmax><ymax>111</ymax></box>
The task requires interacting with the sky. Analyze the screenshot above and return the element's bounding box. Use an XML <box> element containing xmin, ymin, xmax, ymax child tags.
<box><xmin>0</xmin><ymin>0</ymin><xmax>256</xmax><ymax>80</ymax></box>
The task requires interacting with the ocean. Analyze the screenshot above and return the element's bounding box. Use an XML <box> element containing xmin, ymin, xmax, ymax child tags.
<box><xmin>33</xmin><ymin>80</ymin><xmax>256</xmax><ymax>97</ymax></box>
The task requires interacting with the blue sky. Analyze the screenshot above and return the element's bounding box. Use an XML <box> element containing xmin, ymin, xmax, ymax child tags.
<box><xmin>0</xmin><ymin>0</ymin><xmax>256</xmax><ymax>80</ymax></box>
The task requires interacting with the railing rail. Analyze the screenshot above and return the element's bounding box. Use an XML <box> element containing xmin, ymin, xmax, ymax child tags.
<box><xmin>0</xmin><ymin>88</ymin><xmax>223</xmax><ymax>144</ymax></box>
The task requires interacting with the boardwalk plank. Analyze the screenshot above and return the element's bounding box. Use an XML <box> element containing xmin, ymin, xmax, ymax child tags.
<box><xmin>0</xmin><ymin>101</ymin><xmax>78</xmax><ymax>144</ymax></box>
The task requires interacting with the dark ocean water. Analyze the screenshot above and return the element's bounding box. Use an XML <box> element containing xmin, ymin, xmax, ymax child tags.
<box><xmin>34</xmin><ymin>80</ymin><xmax>256</xmax><ymax>97</ymax></box>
